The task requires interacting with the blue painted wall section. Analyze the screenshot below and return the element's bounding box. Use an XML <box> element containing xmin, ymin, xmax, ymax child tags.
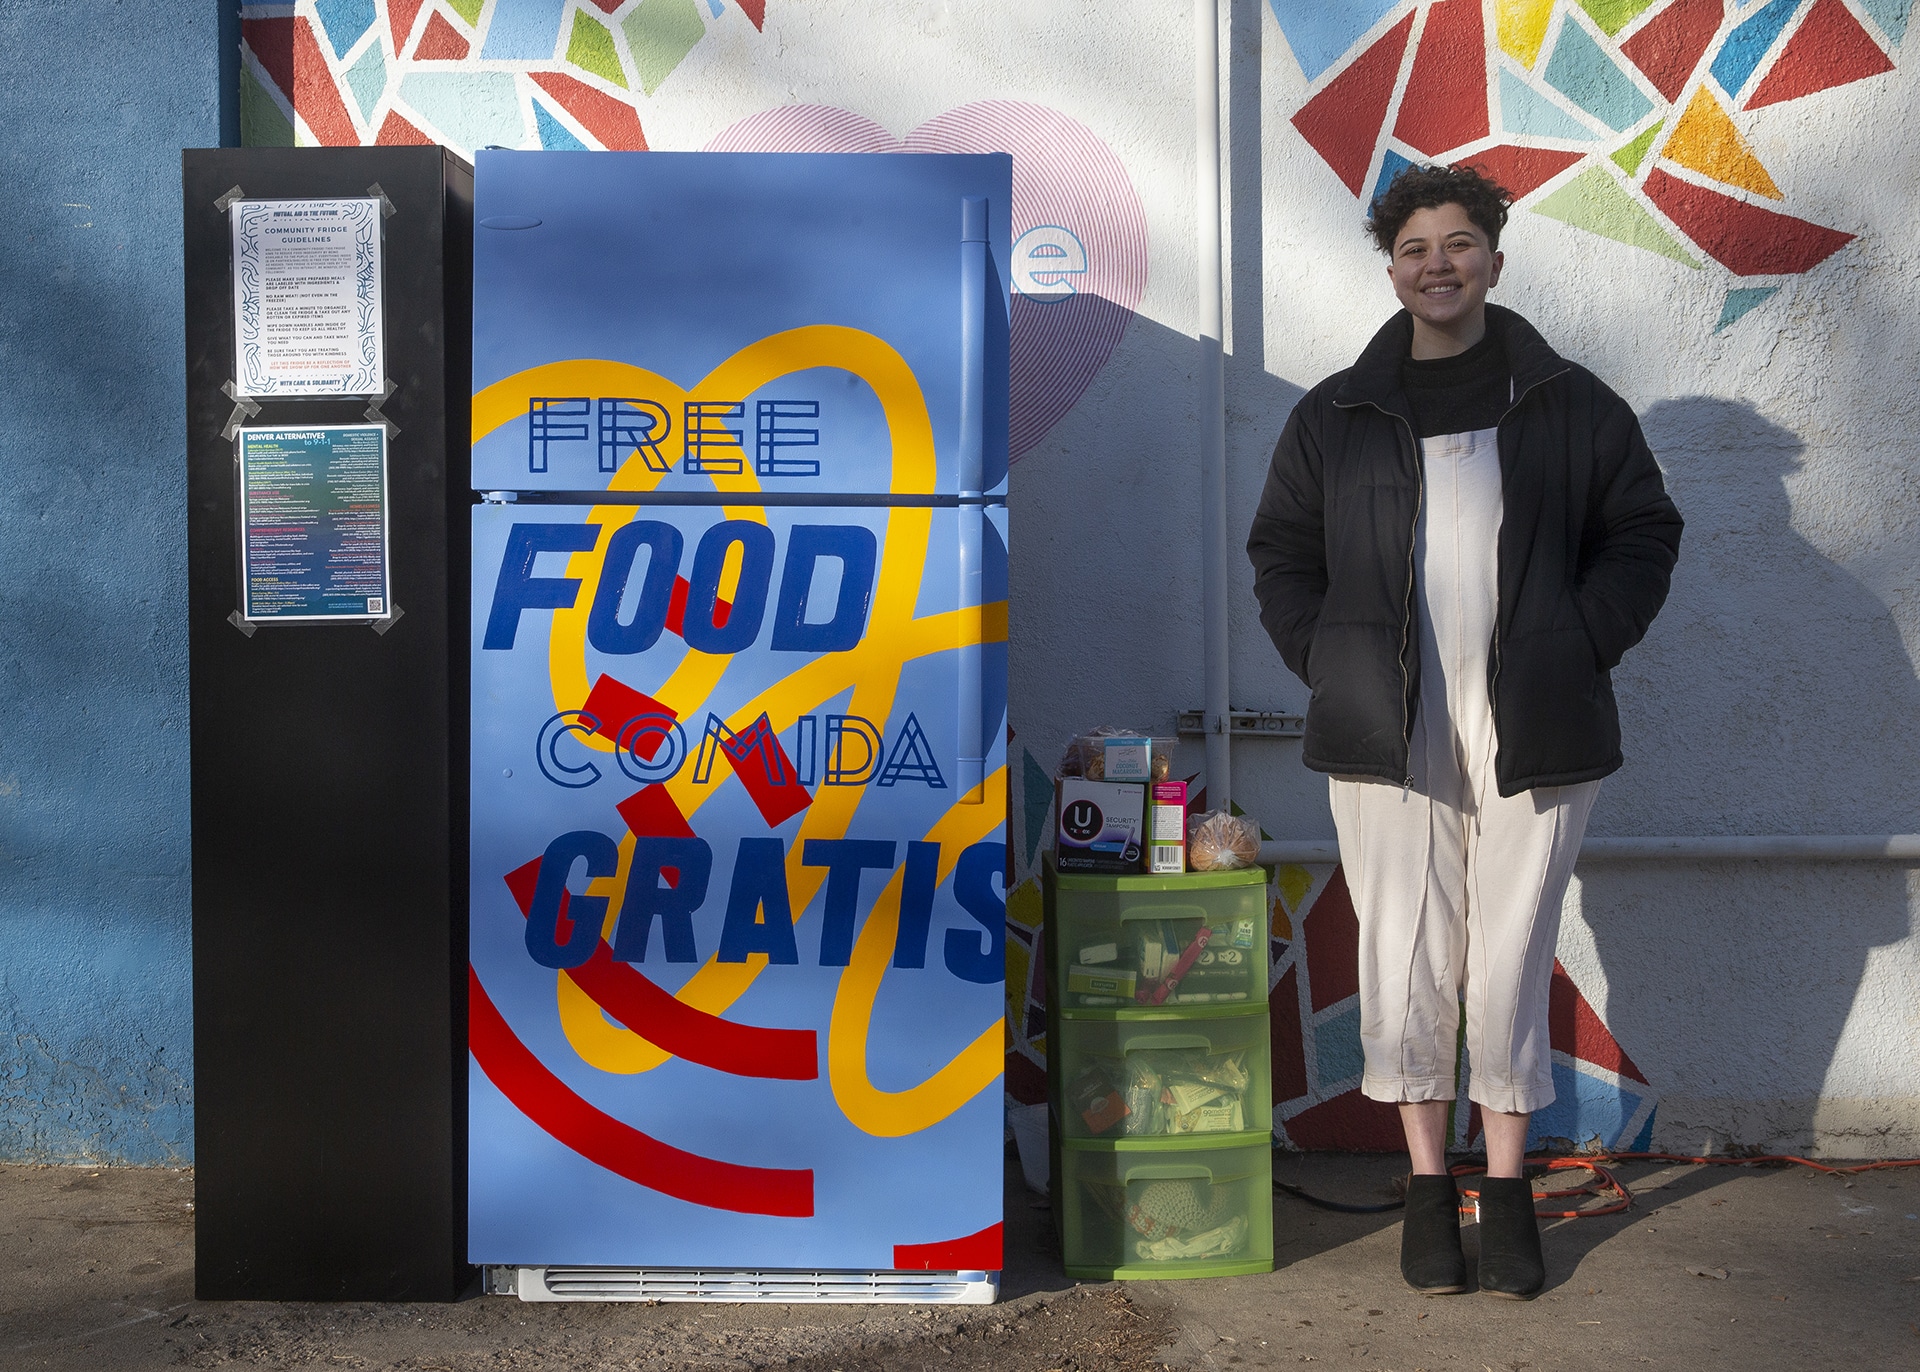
<box><xmin>0</xmin><ymin>1</ymin><xmax>220</xmax><ymax>1164</ymax></box>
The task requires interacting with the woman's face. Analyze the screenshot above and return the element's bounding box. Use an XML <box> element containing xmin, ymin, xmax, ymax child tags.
<box><xmin>1387</xmin><ymin>203</ymin><xmax>1503</xmax><ymax>338</ymax></box>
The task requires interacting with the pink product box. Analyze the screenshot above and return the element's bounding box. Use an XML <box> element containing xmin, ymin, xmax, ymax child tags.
<box><xmin>1149</xmin><ymin>780</ymin><xmax>1187</xmax><ymax>874</ymax></box>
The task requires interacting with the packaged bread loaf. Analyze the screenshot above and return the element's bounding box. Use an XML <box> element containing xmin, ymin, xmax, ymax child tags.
<box><xmin>1185</xmin><ymin>810</ymin><xmax>1260</xmax><ymax>871</ymax></box>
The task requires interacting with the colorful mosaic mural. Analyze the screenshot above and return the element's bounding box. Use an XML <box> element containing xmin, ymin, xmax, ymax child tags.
<box><xmin>1004</xmin><ymin>749</ymin><xmax>1657</xmax><ymax>1154</ymax></box>
<box><xmin>1277</xmin><ymin>0</ymin><xmax>1909</xmax><ymax>330</ymax></box>
<box><xmin>237</xmin><ymin>0</ymin><xmax>767</xmax><ymax>152</ymax></box>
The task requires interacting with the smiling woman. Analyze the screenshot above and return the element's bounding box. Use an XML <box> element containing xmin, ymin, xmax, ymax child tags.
<box><xmin>1246</xmin><ymin>161</ymin><xmax>1683</xmax><ymax>1302</ymax></box>
<box><xmin>1369</xmin><ymin>165</ymin><xmax>1510</xmax><ymax>360</ymax></box>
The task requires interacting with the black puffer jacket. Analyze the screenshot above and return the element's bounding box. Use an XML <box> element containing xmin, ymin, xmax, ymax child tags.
<box><xmin>1246</xmin><ymin>305</ymin><xmax>1682</xmax><ymax>796</ymax></box>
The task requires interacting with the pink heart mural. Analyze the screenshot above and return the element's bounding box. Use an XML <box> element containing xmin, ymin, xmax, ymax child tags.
<box><xmin>705</xmin><ymin>102</ymin><xmax>1149</xmax><ymax>463</ymax></box>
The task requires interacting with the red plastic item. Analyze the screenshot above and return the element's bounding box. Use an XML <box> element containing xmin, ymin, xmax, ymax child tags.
<box><xmin>1138</xmin><ymin>925</ymin><xmax>1212</xmax><ymax>1006</ymax></box>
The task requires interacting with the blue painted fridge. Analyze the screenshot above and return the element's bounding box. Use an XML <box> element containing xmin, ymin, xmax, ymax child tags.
<box><xmin>465</xmin><ymin>150</ymin><xmax>1011</xmax><ymax>1298</ymax></box>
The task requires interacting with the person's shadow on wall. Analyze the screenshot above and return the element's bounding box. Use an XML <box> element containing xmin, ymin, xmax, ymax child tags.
<box><xmin>1575</xmin><ymin>396</ymin><xmax>1919</xmax><ymax>1159</ymax></box>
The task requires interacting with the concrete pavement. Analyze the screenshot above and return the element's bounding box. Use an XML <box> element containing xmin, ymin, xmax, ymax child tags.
<box><xmin>4</xmin><ymin>1152</ymin><xmax>1916</xmax><ymax>1370</ymax></box>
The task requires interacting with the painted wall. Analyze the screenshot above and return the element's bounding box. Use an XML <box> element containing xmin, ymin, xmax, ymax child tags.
<box><xmin>0</xmin><ymin>0</ymin><xmax>221</xmax><ymax>1163</ymax></box>
<box><xmin>12</xmin><ymin>0</ymin><xmax>1912</xmax><ymax>1162</ymax></box>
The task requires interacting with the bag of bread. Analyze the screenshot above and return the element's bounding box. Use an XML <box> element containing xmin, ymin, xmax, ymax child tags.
<box><xmin>1185</xmin><ymin>810</ymin><xmax>1260</xmax><ymax>871</ymax></box>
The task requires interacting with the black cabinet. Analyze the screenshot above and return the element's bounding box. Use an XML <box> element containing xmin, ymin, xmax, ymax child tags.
<box><xmin>183</xmin><ymin>147</ymin><xmax>472</xmax><ymax>1301</ymax></box>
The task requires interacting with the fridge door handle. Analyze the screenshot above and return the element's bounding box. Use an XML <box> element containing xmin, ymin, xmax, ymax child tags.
<box><xmin>956</xmin><ymin>197</ymin><xmax>988</xmax><ymax>804</ymax></box>
<box><xmin>957</xmin><ymin>503</ymin><xmax>985</xmax><ymax>803</ymax></box>
<box><xmin>958</xmin><ymin>196</ymin><xmax>987</xmax><ymax>499</ymax></box>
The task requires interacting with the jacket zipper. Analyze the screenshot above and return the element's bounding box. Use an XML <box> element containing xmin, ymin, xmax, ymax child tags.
<box><xmin>1338</xmin><ymin>396</ymin><xmax>1423</xmax><ymax>787</ymax></box>
<box><xmin>1397</xmin><ymin>413</ymin><xmax>1421</xmax><ymax>788</ymax></box>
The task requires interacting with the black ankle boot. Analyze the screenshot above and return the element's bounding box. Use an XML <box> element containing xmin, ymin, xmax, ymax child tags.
<box><xmin>1475</xmin><ymin>1176</ymin><xmax>1545</xmax><ymax>1298</ymax></box>
<box><xmin>1400</xmin><ymin>1173</ymin><xmax>1468</xmax><ymax>1294</ymax></box>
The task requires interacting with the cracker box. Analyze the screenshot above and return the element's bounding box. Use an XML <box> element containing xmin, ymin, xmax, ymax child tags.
<box><xmin>1054</xmin><ymin>778</ymin><xmax>1147</xmax><ymax>873</ymax></box>
<box><xmin>1149</xmin><ymin>780</ymin><xmax>1188</xmax><ymax>873</ymax></box>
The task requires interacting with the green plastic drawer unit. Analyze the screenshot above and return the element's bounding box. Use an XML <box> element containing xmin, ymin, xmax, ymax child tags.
<box><xmin>1046</xmin><ymin>861</ymin><xmax>1269</xmax><ymax>1012</ymax></box>
<box><xmin>1057</xmin><ymin>1013</ymin><xmax>1272</xmax><ymax>1142</ymax></box>
<box><xmin>1056</xmin><ymin>1140</ymin><xmax>1274</xmax><ymax>1280</ymax></box>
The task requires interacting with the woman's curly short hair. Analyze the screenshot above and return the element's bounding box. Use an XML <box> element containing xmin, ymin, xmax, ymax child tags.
<box><xmin>1365</xmin><ymin>162</ymin><xmax>1515</xmax><ymax>255</ymax></box>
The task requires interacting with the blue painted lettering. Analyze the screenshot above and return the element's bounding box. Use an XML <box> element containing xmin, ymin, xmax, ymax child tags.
<box><xmin>483</xmin><ymin>523</ymin><xmax>601</xmax><ymax>650</ymax></box>
<box><xmin>525</xmin><ymin>830</ymin><xmax>620</xmax><ymax>969</ymax></box>
<box><xmin>612</xmin><ymin>836</ymin><xmax>711</xmax><ymax>963</ymax></box>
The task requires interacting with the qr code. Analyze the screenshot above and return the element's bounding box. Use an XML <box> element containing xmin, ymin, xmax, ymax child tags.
<box><xmin>367</xmin><ymin>597</ymin><xmax>385</xmax><ymax>615</ymax></box>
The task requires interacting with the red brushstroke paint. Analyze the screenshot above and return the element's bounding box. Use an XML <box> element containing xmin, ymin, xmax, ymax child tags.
<box><xmin>1548</xmin><ymin>961</ymin><xmax>1648</xmax><ymax>1084</ymax></box>
<box><xmin>415</xmin><ymin>10</ymin><xmax>470</xmax><ymax>60</ymax></box>
<box><xmin>1621</xmin><ymin>0</ymin><xmax>1723</xmax><ymax>103</ymax></box>
<box><xmin>894</xmin><ymin>1223</ymin><xmax>1002</xmax><ymax>1271</ymax></box>
<box><xmin>503</xmin><ymin>853</ymin><xmax>818</xmax><ymax>1080</ymax></box>
<box><xmin>1292</xmin><ymin>13</ymin><xmax>1417</xmax><ymax>195</ymax></box>
<box><xmin>737</xmin><ymin>0</ymin><xmax>767</xmax><ymax>31</ymax></box>
<box><xmin>504</xmin><ymin>853</ymin><xmax>581</xmax><ymax>948</ymax></box>
<box><xmin>243</xmin><ymin>17</ymin><xmax>358</xmax><ymax>145</ymax></box>
<box><xmin>529</xmin><ymin>72</ymin><xmax>649</xmax><ymax>151</ymax></box>
<box><xmin>1303</xmin><ymin>866</ymin><xmax>1360</xmax><ymax>1012</ymax></box>
<box><xmin>1458</xmin><ymin>145</ymin><xmax>1583</xmax><ymax>199</ymax></box>
<box><xmin>716</xmin><ymin>714</ymin><xmax>813</xmax><ymax>827</ymax></box>
<box><xmin>660</xmin><ymin>575</ymin><xmax>732</xmax><ymax>636</ymax></box>
<box><xmin>1644</xmin><ymin>167</ymin><xmax>1854</xmax><ymax>274</ymax></box>
<box><xmin>469</xmin><ymin>967</ymin><xmax>814</xmax><ymax>1215</ymax></box>
<box><xmin>583</xmin><ymin>674</ymin><xmax>677</xmax><ymax>759</ymax></box>
<box><xmin>1747</xmin><ymin>0</ymin><xmax>1894</xmax><ymax>109</ymax></box>
<box><xmin>1393</xmin><ymin>0</ymin><xmax>1489</xmax><ymax>156</ymax></box>
<box><xmin>612</xmin><ymin>785</ymin><xmax>686</xmax><ymax>899</ymax></box>
<box><xmin>377</xmin><ymin>110</ymin><xmax>436</xmax><ymax>145</ymax></box>
<box><xmin>664</xmin><ymin>575</ymin><xmax>692</xmax><ymax>636</ymax></box>
<box><xmin>615</xmin><ymin>783</ymin><xmax>698</xmax><ymax>840</ymax></box>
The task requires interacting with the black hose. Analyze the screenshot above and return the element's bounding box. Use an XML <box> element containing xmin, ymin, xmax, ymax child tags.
<box><xmin>1272</xmin><ymin>1178</ymin><xmax>1405</xmax><ymax>1214</ymax></box>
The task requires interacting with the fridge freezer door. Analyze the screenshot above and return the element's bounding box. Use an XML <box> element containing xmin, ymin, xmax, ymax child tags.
<box><xmin>468</xmin><ymin>500</ymin><xmax>1008</xmax><ymax>1269</ymax></box>
<box><xmin>472</xmin><ymin>152</ymin><xmax>1010</xmax><ymax>498</ymax></box>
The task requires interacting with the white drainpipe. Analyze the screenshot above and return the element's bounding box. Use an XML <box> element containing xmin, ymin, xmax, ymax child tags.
<box><xmin>1196</xmin><ymin>0</ymin><xmax>1232</xmax><ymax>810</ymax></box>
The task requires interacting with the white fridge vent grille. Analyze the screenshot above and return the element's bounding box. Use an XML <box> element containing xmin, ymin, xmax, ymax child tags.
<box><xmin>494</xmin><ymin>1266</ymin><xmax>999</xmax><ymax>1305</ymax></box>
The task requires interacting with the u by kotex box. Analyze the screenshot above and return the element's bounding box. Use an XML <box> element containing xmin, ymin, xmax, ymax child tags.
<box><xmin>1055</xmin><ymin>778</ymin><xmax>1147</xmax><ymax>873</ymax></box>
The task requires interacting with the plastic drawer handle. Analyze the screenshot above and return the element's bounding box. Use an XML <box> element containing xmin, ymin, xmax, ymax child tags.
<box><xmin>1116</xmin><ymin>905</ymin><xmax>1208</xmax><ymax>922</ymax></box>
<box><xmin>1125</xmin><ymin>1035</ymin><xmax>1213</xmax><ymax>1052</ymax></box>
<box><xmin>1121</xmin><ymin>1164</ymin><xmax>1216</xmax><ymax>1183</ymax></box>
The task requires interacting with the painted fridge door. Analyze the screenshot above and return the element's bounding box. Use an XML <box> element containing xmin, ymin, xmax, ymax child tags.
<box><xmin>468</xmin><ymin>500</ymin><xmax>1009</xmax><ymax>1268</ymax></box>
<box><xmin>471</xmin><ymin>150</ymin><xmax>1011</xmax><ymax>499</ymax></box>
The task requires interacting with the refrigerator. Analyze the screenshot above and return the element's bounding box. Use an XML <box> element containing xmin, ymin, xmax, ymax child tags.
<box><xmin>466</xmin><ymin>150</ymin><xmax>1011</xmax><ymax>1301</ymax></box>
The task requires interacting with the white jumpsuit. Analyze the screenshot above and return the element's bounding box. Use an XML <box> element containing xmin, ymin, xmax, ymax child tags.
<box><xmin>1328</xmin><ymin>427</ymin><xmax>1598</xmax><ymax>1116</ymax></box>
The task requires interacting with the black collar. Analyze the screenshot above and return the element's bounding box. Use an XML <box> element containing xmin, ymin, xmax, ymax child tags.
<box><xmin>1333</xmin><ymin>304</ymin><xmax>1566</xmax><ymax>412</ymax></box>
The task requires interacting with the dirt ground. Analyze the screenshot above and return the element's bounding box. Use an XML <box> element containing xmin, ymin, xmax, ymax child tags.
<box><xmin>4</xmin><ymin>1151</ymin><xmax>1918</xmax><ymax>1371</ymax></box>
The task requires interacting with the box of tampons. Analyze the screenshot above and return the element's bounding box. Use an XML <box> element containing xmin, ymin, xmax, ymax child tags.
<box><xmin>1149</xmin><ymin>780</ymin><xmax>1188</xmax><ymax>873</ymax></box>
<box><xmin>1055</xmin><ymin>778</ymin><xmax>1147</xmax><ymax>873</ymax></box>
